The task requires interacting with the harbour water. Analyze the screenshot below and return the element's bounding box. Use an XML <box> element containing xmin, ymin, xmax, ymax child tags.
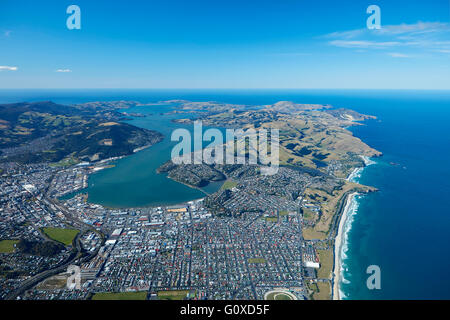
<box><xmin>62</xmin><ymin>102</ymin><xmax>225</xmax><ymax>208</ymax></box>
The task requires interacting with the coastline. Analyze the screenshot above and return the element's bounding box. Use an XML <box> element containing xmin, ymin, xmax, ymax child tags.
<box><xmin>162</xmin><ymin>173</ymin><xmax>214</xmax><ymax>196</ymax></box>
<box><xmin>332</xmin><ymin>156</ymin><xmax>376</xmax><ymax>300</ymax></box>
<box><xmin>332</xmin><ymin>191</ymin><xmax>357</xmax><ymax>300</ymax></box>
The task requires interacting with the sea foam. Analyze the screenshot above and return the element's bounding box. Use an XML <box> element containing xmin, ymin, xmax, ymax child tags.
<box><xmin>338</xmin><ymin>189</ymin><xmax>361</xmax><ymax>299</ymax></box>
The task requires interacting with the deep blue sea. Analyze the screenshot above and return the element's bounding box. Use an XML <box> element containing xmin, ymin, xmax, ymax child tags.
<box><xmin>1</xmin><ymin>89</ymin><xmax>449</xmax><ymax>299</ymax></box>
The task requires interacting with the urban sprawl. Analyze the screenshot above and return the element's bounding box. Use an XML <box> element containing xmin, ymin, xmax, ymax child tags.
<box><xmin>0</xmin><ymin>161</ymin><xmax>330</xmax><ymax>300</ymax></box>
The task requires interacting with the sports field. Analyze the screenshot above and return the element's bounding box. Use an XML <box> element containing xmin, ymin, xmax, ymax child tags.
<box><xmin>42</xmin><ymin>227</ymin><xmax>79</xmax><ymax>246</ymax></box>
<box><xmin>0</xmin><ymin>240</ymin><xmax>19</xmax><ymax>253</ymax></box>
<box><xmin>264</xmin><ymin>290</ymin><xmax>297</xmax><ymax>300</ymax></box>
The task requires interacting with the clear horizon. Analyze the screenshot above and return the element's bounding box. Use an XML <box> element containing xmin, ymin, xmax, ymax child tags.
<box><xmin>2</xmin><ymin>88</ymin><xmax>450</xmax><ymax>91</ymax></box>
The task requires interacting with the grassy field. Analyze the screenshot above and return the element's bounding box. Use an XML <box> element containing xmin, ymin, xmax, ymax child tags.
<box><xmin>92</xmin><ymin>291</ymin><xmax>147</xmax><ymax>300</ymax></box>
<box><xmin>302</xmin><ymin>228</ymin><xmax>327</xmax><ymax>240</ymax></box>
<box><xmin>302</xmin><ymin>208</ymin><xmax>316</xmax><ymax>221</ymax></box>
<box><xmin>306</xmin><ymin>281</ymin><xmax>319</xmax><ymax>293</ymax></box>
<box><xmin>49</xmin><ymin>157</ymin><xmax>80</xmax><ymax>168</ymax></box>
<box><xmin>0</xmin><ymin>240</ymin><xmax>19</xmax><ymax>253</ymax></box>
<box><xmin>312</xmin><ymin>282</ymin><xmax>331</xmax><ymax>300</ymax></box>
<box><xmin>157</xmin><ymin>290</ymin><xmax>190</xmax><ymax>300</ymax></box>
<box><xmin>42</xmin><ymin>227</ymin><xmax>79</xmax><ymax>246</ymax></box>
<box><xmin>221</xmin><ymin>179</ymin><xmax>237</xmax><ymax>190</ymax></box>
<box><xmin>248</xmin><ymin>258</ymin><xmax>266</xmax><ymax>264</ymax></box>
<box><xmin>317</xmin><ymin>249</ymin><xmax>333</xmax><ymax>279</ymax></box>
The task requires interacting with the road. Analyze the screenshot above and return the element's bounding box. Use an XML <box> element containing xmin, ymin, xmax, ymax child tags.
<box><xmin>5</xmin><ymin>186</ymin><xmax>104</xmax><ymax>300</ymax></box>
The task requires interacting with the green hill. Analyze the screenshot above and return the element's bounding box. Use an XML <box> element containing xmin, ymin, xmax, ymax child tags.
<box><xmin>0</xmin><ymin>101</ymin><xmax>163</xmax><ymax>163</ymax></box>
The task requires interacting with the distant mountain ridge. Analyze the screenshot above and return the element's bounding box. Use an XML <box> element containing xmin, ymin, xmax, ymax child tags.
<box><xmin>0</xmin><ymin>101</ymin><xmax>163</xmax><ymax>164</ymax></box>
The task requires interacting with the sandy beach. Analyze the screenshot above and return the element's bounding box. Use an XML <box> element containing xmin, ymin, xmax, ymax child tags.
<box><xmin>346</xmin><ymin>167</ymin><xmax>362</xmax><ymax>182</ymax></box>
<box><xmin>332</xmin><ymin>192</ymin><xmax>357</xmax><ymax>300</ymax></box>
<box><xmin>333</xmin><ymin>159</ymin><xmax>374</xmax><ymax>299</ymax></box>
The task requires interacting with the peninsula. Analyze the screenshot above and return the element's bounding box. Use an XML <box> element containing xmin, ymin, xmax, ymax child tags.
<box><xmin>0</xmin><ymin>99</ymin><xmax>381</xmax><ymax>300</ymax></box>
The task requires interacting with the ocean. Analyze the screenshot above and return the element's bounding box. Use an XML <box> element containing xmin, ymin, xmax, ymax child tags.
<box><xmin>1</xmin><ymin>89</ymin><xmax>449</xmax><ymax>299</ymax></box>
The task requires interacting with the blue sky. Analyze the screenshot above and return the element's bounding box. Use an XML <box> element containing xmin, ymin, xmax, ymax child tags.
<box><xmin>0</xmin><ymin>0</ymin><xmax>450</xmax><ymax>89</ymax></box>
